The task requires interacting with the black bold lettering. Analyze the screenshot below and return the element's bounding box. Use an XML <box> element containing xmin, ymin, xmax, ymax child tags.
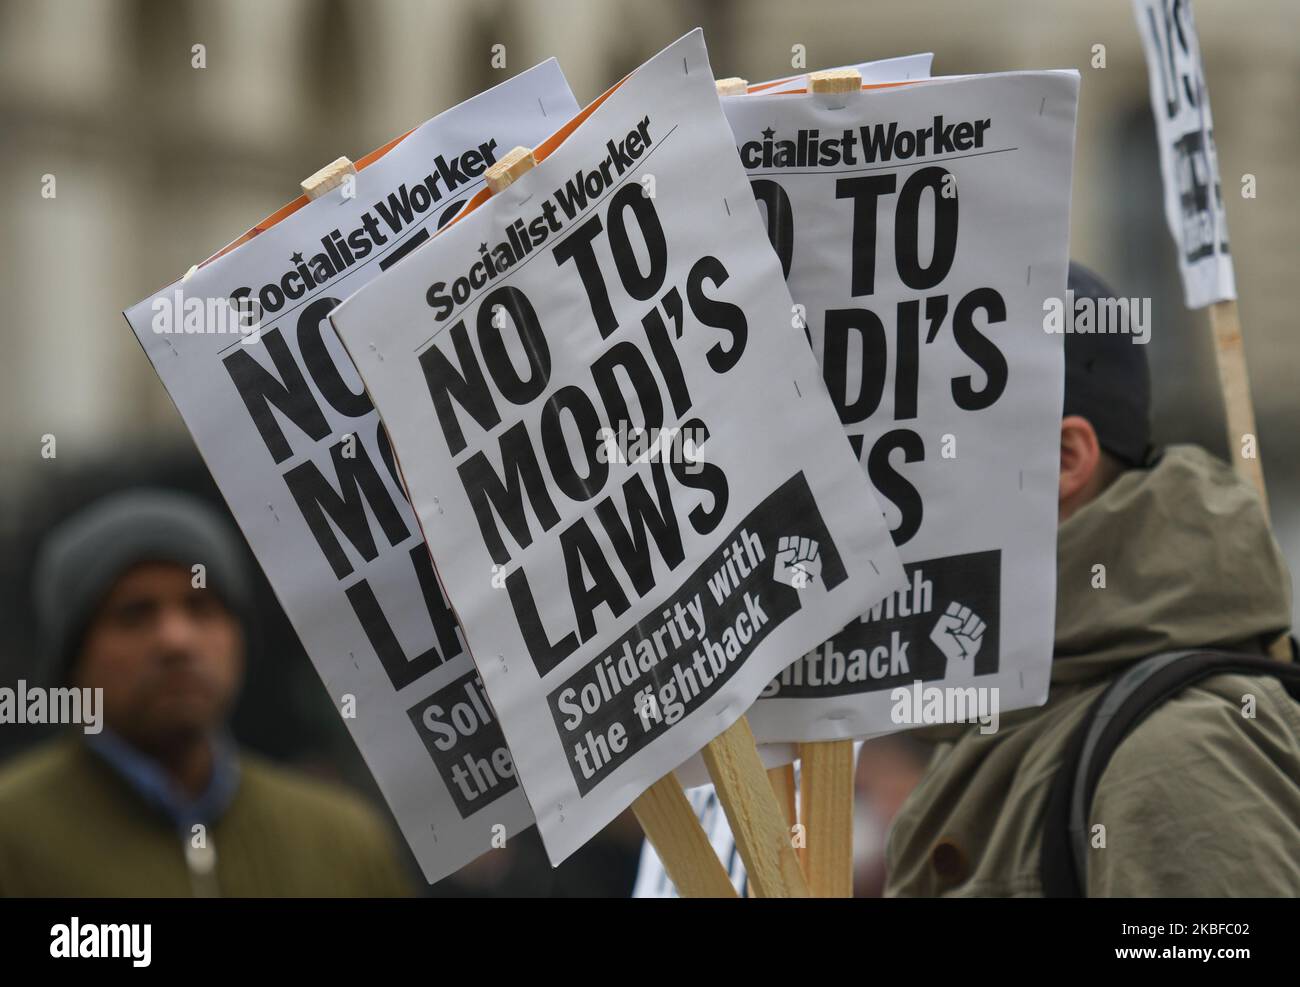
<box><xmin>223</xmin><ymin>328</ymin><xmax>331</xmax><ymax>465</ymax></box>
<box><xmin>284</xmin><ymin>436</ymin><xmax>410</xmax><ymax>579</ymax></box>
<box><xmin>951</xmin><ymin>287</ymin><xmax>1008</xmax><ymax>410</ymax></box>
<box><xmin>419</xmin><ymin>319</ymin><xmax>501</xmax><ymax>457</ymax></box>
<box><xmin>456</xmin><ymin>421</ymin><xmax>559</xmax><ymax>565</ymax></box>
<box><xmin>868</xmin><ymin>429</ymin><xmax>925</xmax><ymax>547</ymax></box>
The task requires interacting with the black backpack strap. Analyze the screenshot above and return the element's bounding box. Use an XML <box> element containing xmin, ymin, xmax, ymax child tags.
<box><xmin>1042</xmin><ymin>647</ymin><xmax>1300</xmax><ymax>897</ymax></box>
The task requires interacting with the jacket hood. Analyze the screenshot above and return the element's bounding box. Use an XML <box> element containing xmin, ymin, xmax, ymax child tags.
<box><xmin>1051</xmin><ymin>444</ymin><xmax>1292</xmax><ymax>686</ymax></box>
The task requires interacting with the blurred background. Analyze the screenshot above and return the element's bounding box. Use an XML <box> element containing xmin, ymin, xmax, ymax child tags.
<box><xmin>0</xmin><ymin>0</ymin><xmax>1295</xmax><ymax>895</ymax></box>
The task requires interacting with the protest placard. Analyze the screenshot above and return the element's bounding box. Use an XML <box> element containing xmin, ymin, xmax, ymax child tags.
<box><xmin>330</xmin><ymin>29</ymin><xmax>905</xmax><ymax>866</ymax></box>
<box><xmin>667</xmin><ymin>57</ymin><xmax>937</xmax><ymax>825</ymax></box>
<box><xmin>722</xmin><ymin>69</ymin><xmax>1080</xmax><ymax>744</ymax></box>
<box><xmin>122</xmin><ymin>61</ymin><xmax>580</xmax><ymax>883</ymax></box>
<box><xmin>1132</xmin><ymin>0</ymin><xmax>1234</xmax><ymax>310</ymax></box>
<box><xmin>1131</xmin><ymin>3</ymin><xmax>1283</xmax><ymax>662</ymax></box>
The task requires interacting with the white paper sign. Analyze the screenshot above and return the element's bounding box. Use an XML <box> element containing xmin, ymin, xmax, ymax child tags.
<box><xmin>122</xmin><ymin>61</ymin><xmax>580</xmax><ymax>883</ymax></box>
<box><xmin>1132</xmin><ymin>0</ymin><xmax>1235</xmax><ymax>308</ymax></box>
<box><xmin>331</xmin><ymin>30</ymin><xmax>905</xmax><ymax>864</ymax></box>
<box><xmin>722</xmin><ymin>70</ymin><xmax>1079</xmax><ymax>742</ymax></box>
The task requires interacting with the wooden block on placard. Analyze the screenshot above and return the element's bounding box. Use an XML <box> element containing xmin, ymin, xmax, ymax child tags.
<box><xmin>809</xmin><ymin>68</ymin><xmax>861</xmax><ymax>94</ymax></box>
<box><xmin>485</xmin><ymin>145</ymin><xmax>537</xmax><ymax>194</ymax></box>
<box><xmin>715</xmin><ymin>77</ymin><xmax>749</xmax><ymax>97</ymax></box>
<box><xmin>301</xmin><ymin>156</ymin><xmax>357</xmax><ymax>199</ymax></box>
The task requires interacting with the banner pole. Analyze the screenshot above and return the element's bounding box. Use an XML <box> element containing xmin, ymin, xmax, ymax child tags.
<box><xmin>768</xmin><ymin>763</ymin><xmax>797</xmax><ymax>828</ymax></box>
<box><xmin>1206</xmin><ymin>300</ymin><xmax>1289</xmax><ymax>660</ymax></box>
<box><xmin>797</xmin><ymin>740</ymin><xmax>854</xmax><ymax>896</ymax></box>
<box><xmin>631</xmin><ymin>775</ymin><xmax>739</xmax><ymax>898</ymax></box>
<box><xmin>1207</xmin><ymin>299</ymin><xmax>1269</xmax><ymax>515</ymax></box>
<box><xmin>701</xmin><ymin>716</ymin><xmax>809</xmax><ymax>897</ymax></box>
<box><xmin>749</xmin><ymin>763</ymin><xmax>798</xmax><ymax>897</ymax></box>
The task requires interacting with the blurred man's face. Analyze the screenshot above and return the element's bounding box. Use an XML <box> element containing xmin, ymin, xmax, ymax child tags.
<box><xmin>73</xmin><ymin>561</ymin><xmax>244</xmax><ymax>751</ymax></box>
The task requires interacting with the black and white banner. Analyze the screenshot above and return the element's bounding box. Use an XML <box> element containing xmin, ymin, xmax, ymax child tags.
<box><xmin>122</xmin><ymin>61</ymin><xmax>581</xmax><ymax>882</ymax></box>
<box><xmin>722</xmin><ymin>69</ymin><xmax>1079</xmax><ymax>742</ymax></box>
<box><xmin>331</xmin><ymin>31</ymin><xmax>905</xmax><ymax>863</ymax></box>
<box><xmin>1132</xmin><ymin>0</ymin><xmax>1235</xmax><ymax>308</ymax></box>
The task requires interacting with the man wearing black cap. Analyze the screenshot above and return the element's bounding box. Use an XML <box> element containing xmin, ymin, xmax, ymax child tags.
<box><xmin>0</xmin><ymin>490</ymin><xmax>413</xmax><ymax>896</ymax></box>
<box><xmin>884</xmin><ymin>264</ymin><xmax>1300</xmax><ymax>897</ymax></box>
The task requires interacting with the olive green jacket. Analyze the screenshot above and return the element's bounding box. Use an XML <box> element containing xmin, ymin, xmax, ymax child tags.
<box><xmin>0</xmin><ymin>736</ymin><xmax>414</xmax><ymax>897</ymax></box>
<box><xmin>885</xmin><ymin>445</ymin><xmax>1299</xmax><ymax>896</ymax></box>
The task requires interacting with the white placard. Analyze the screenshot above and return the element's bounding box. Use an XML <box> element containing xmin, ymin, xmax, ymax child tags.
<box><xmin>723</xmin><ymin>70</ymin><xmax>1079</xmax><ymax>742</ymax></box>
<box><xmin>122</xmin><ymin>61</ymin><xmax>580</xmax><ymax>883</ymax></box>
<box><xmin>331</xmin><ymin>30</ymin><xmax>904</xmax><ymax>864</ymax></box>
<box><xmin>1132</xmin><ymin>0</ymin><xmax>1235</xmax><ymax>309</ymax></box>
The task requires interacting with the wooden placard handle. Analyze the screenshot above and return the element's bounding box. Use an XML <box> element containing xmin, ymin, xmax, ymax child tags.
<box><xmin>798</xmin><ymin>740</ymin><xmax>854</xmax><ymax>896</ymax></box>
<box><xmin>703</xmin><ymin>717</ymin><xmax>810</xmax><ymax>897</ymax></box>
<box><xmin>1207</xmin><ymin>299</ymin><xmax>1290</xmax><ymax>661</ymax></box>
<box><xmin>632</xmin><ymin>775</ymin><xmax>738</xmax><ymax>898</ymax></box>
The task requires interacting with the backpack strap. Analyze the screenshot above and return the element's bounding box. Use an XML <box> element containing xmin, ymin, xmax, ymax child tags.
<box><xmin>1041</xmin><ymin>646</ymin><xmax>1300</xmax><ymax>897</ymax></box>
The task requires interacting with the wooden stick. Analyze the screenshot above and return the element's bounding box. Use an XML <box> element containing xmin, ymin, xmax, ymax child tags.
<box><xmin>1208</xmin><ymin>299</ymin><xmax>1269</xmax><ymax>516</ymax></box>
<box><xmin>631</xmin><ymin>775</ymin><xmax>738</xmax><ymax>898</ymax></box>
<box><xmin>715</xmin><ymin>77</ymin><xmax>749</xmax><ymax>97</ymax></box>
<box><xmin>702</xmin><ymin>717</ymin><xmax>810</xmax><ymax>897</ymax></box>
<box><xmin>750</xmin><ymin>763</ymin><xmax>799</xmax><ymax>897</ymax></box>
<box><xmin>768</xmin><ymin>763</ymin><xmax>797</xmax><ymax>829</ymax></box>
<box><xmin>1207</xmin><ymin>299</ymin><xmax>1290</xmax><ymax>661</ymax></box>
<box><xmin>797</xmin><ymin>740</ymin><xmax>854</xmax><ymax>896</ymax></box>
<box><xmin>301</xmin><ymin>156</ymin><xmax>357</xmax><ymax>199</ymax></box>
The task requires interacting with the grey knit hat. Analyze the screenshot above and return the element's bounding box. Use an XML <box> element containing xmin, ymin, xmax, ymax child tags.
<box><xmin>33</xmin><ymin>489</ymin><xmax>253</xmax><ymax>683</ymax></box>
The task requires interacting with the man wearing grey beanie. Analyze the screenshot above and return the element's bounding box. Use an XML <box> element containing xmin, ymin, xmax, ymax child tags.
<box><xmin>0</xmin><ymin>489</ymin><xmax>412</xmax><ymax>897</ymax></box>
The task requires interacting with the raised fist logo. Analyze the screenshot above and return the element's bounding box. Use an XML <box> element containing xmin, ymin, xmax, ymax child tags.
<box><xmin>774</xmin><ymin>536</ymin><xmax>821</xmax><ymax>589</ymax></box>
<box><xmin>930</xmin><ymin>602</ymin><xmax>985</xmax><ymax>665</ymax></box>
